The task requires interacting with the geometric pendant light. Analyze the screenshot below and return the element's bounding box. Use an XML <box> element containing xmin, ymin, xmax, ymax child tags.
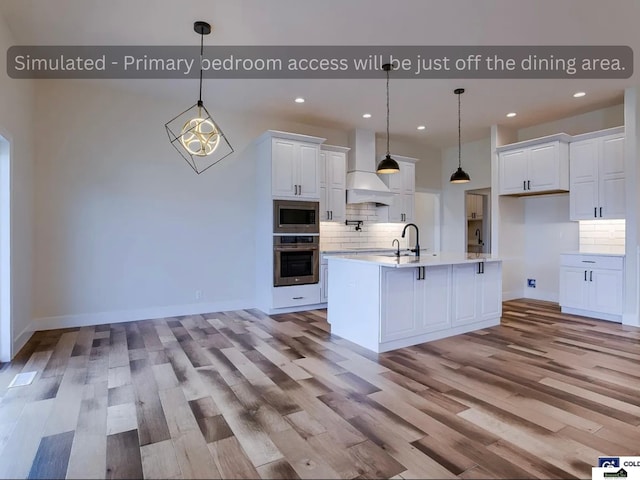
<box><xmin>376</xmin><ymin>63</ymin><xmax>400</xmax><ymax>174</ymax></box>
<box><xmin>449</xmin><ymin>88</ymin><xmax>471</xmax><ymax>183</ymax></box>
<box><xmin>165</xmin><ymin>21</ymin><xmax>234</xmax><ymax>174</ymax></box>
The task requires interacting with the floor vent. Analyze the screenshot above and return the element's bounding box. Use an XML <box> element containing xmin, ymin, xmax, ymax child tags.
<box><xmin>7</xmin><ymin>371</ymin><xmax>37</xmax><ymax>388</ymax></box>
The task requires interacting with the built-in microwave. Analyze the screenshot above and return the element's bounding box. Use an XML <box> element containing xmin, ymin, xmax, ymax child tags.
<box><xmin>273</xmin><ymin>200</ymin><xmax>319</xmax><ymax>234</ymax></box>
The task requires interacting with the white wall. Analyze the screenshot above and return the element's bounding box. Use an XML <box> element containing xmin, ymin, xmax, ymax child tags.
<box><xmin>31</xmin><ymin>80</ymin><xmax>357</xmax><ymax>328</ymax></box>
<box><xmin>0</xmin><ymin>15</ymin><xmax>35</xmax><ymax>358</ymax></box>
<box><xmin>441</xmin><ymin>137</ymin><xmax>491</xmax><ymax>252</ymax></box>
<box><xmin>517</xmin><ymin>104</ymin><xmax>624</xmax><ymax>141</ymax></box>
<box><xmin>523</xmin><ymin>195</ymin><xmax>579</xmax><ymax>302</ymax></box>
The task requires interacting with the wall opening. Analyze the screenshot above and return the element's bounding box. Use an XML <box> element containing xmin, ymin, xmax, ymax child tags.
<box><xmin>0</xmin><ymin>134</ymin><xmax>10</xmax><ymax>363</ymax></box>
<box><xmin>465</xmin><ymin>188</ymin><xmax>491</xmax><ymax>254</ymax></box>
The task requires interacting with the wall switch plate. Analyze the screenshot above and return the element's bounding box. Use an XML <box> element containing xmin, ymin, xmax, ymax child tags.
<box><xmin>527</xmin><ymin>279</ymin><xmax>536</xmax><ymax>288</ymax></box>
<box><xmin>195</xmin><ymin>290</ymin><xmax>203</xmax><ymax>300</ymax></box>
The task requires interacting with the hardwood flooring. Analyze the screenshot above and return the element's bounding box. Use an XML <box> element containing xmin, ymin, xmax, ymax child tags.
<box><xmin>0</xmin><ymin>298</ymin><xmax>639</xmax><ymax>479</ymax></box>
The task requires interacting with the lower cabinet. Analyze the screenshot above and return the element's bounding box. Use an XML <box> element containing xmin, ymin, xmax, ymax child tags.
<box><xmin>559</xmin><ymin>254</ymin><xmax>624</xmax><ymax>321</ymax></box>
<box><xmin>380</xmin><ymin>263</ymin><xmax>497</xmax><ymax>343</ymax></box>
<box><xmin>452</xmin><ymin>262</ymin><xmax>502</xmax><ymax>327</ymax></box>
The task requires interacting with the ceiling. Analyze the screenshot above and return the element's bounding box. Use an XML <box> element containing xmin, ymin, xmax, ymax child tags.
<box><xmin>1</xmin><ymin>0</ymin><xmax>639</xmax><ymax>148</ymax></box>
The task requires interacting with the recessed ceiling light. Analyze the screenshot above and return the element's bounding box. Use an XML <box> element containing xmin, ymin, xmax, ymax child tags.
<box><xmin>362</xmin><ymin>113</ymin><xmax>372</xmax><ymax>118</ymax></box>
<box><xmin>506</xmin><ymin>112</ymin><xmax>517</xmax><ymax>118</ymax></box>
<box><xmin>294</xmin><ymin>97</ymin><xmax>305</xmax><ymax>103</ymax></box>
<box><xmin>573</xmin><ymin>91</ymin><xmax>586</xmax><ymax>98</ymax></box>
<box><xmin>417</xmin><ymin>125</ymin><xmax>426</xmax><ymax>130</ymax></box>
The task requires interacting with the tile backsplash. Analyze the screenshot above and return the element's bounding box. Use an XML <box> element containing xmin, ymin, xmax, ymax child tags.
<box><xmin>579</xmin><ymin>219</ymin><xmax>625</xmax><ymax>253</ymax></box>
<box><xmin>320</xmin><ymin>203</ymin><xmax>409</xmax><ymax>251</ymax></box>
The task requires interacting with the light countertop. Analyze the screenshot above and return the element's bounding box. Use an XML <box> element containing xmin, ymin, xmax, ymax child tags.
<box><xmin>561</xmin><ymin>251</ymin><xmax>625</xmax><ymax>257</ymax></box>
<box><xmin>327</xmin><ymin>252</ymin><xmax>501</xmax><ymax>268</ymax></box>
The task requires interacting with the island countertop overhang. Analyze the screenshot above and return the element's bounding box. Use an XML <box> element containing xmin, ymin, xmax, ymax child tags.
<box><xmin>327</xmin><ymin>252</ymin><xmax>501</xmax><ymax>268</ymax></box>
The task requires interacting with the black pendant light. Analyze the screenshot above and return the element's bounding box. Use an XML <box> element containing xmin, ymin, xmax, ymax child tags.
<box><xmin>377</xmin><ymin>63</ymin><xmax>400</xmax><ymax>174</ymax></box>
<box><xmin>165</xmin><ymin>21</ymin><xmax>234</xmax><ymax>174</ymax></box>
<box><xmin>450</xmin><ymin>88</ymin><xmax>471</xmax><ymax>184</ymax></box>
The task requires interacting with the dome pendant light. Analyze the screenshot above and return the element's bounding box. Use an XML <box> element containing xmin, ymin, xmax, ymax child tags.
<box><xmin>450</xmin><ymin>88</ymin><xmax>471</xmax><ymax>184</ymax></box>
<box><xmin>376</xmin><ymin>63</ymin><xmax>400</xmax><ymax>174</ymax></box>
<box><xmin>165</xmin><ymin>21</ymin><xmax>234</xmax><ymax>174</ymax></box>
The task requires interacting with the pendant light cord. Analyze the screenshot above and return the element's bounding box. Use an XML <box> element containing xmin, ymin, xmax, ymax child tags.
<box><xmin>198</xmin><ymin>30</ymin><xmax>204</xmax><ymax>103</ymax></box>
<box><xmin>457</xmin><ymin>90</ymin><xmax>461</xmax><ymax>168</ymax></box>
<box><xmin>386</xmin><ymin>67</ymin><xmax>390</xmax><ymax>156</ymax></box>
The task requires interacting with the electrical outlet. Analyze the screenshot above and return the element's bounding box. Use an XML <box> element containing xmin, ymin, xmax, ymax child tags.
<box><xmin>527</xmin><ymin>279</ymin><xmax>536</xmax><ymax>288</ymax></box>
<box><xmin>195</xmin><ymin>289</ymin><xmax>203</xmax><ymax>300</ymax></box>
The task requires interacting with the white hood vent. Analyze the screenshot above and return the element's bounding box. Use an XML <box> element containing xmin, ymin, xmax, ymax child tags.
<box><xmin>346</xmin><ymin>129</ymin><xmax>394</xmax><ymax>205</ymax></box>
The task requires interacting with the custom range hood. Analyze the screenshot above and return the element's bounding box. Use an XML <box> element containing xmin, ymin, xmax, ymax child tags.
<box><xmin>346</xmin><ymin>129</ymin><xmax>394</xmax><ymax>205</ymax></box>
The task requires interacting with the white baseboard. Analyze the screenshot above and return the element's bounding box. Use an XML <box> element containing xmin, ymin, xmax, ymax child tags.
<box><xmin>502</xmin><ymin>289</ymin><xmax>524</xmax><ymax>301</ymax></box>
<box><xmin>12</xmin><ymin>325</ymin><xmax>34</xmax><ymax>358</ymax></box>
<box><xmin>523</xmin><ymin>289</ymin><xmax>558</xmax><ymax>303</ymax></box>
<box><xmin>30</xmin><ymin>299</ymin><xmax>254</xmax><ymax>332</ymax></box>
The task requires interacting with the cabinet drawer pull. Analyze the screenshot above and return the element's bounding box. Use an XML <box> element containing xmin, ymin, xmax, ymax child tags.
<box><xmin>581</xmin><ymin>260</ymin><xmax>596</xmax><ymax>263</ymax></box>
<box><xmin>292</xmin><ymin>296</ymin><xmax>304</xmax><ymax>300</ymax></box>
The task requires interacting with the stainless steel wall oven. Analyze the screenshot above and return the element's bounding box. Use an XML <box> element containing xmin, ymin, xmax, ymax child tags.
<box><xmin>273</xmin><ymin>235</ymin><xmax>319</xmax><ymax>287</ymax></box>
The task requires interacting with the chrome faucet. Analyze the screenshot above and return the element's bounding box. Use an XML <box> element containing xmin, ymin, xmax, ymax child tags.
<box><xmin>392</xmin><ymin>239</ymin><xmax>400</xmax><ymax>257</ymax></box>
<box><xmin>401</xmin><ymin>223</ymin><xmax>420</xmax><ymax>257</ymax></box>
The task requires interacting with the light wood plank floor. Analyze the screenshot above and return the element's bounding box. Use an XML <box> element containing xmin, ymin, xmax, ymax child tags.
<box><xmin>1</xmin><ymin>299</ymin><xmax>639</xmax><ymax>479</ymax></box>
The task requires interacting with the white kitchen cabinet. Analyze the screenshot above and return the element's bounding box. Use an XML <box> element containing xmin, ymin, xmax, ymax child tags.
<box><xmin>497</xmin><ymin>135</ymin><xmax>570</xmax><ymax>196</ymax></box>
<box><xmin>272</xmin><ymin>138</ymin><xmax>320</xmax><ymax>200</ymax></box>
<box><xmin>254</xmin><ymin>130</ymin><xmax>326</xmax><ymax>315</ymax></box>
<box><xmin>466</xmin><ymin>193</ymin><xmax>483</xmax><ymax>220</ymax></box>
<box><xmin>380</xmin><ymin>268</ymin><xmax>421</xmax><ymax>342</ymax></box>
<box><xmin>380</xmin><ymin>264</ymin><xmax>452</xmax><ymax>342</ymax></box>
<box><xmin>452</xmin><ymin>261</ymin><xmax>502</xmax><ymax>327</ymax></box>
<box><xmin>569</xmin><ymin>128</ymin><xmax>625</xmax><ymax>220</ymax></box>
<box><xmin>559</xmin><ymin>253</ymin><xmax>624</xmax><ymax>321</ymax></box>
<box><xmin>319</xmin><ymin>145</ymin><xmax>349</xmax><ymax>222</ymax></box>
<box><xmin>379</xmin><ymin>156</ymin><xmax>416</xmax><ymax>222</ymax></box>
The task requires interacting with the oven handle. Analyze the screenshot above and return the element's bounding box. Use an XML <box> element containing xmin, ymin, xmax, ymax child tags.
<box><xmin>273</xmin><ymin>246</ymin><xmax>320</xmax><ymax>251</ymax></box>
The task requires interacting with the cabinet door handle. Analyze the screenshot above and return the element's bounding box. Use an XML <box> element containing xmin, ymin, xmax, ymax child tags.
<box><xmin>599</xmin><ymin>207</ymin><xmax>603</xmax><ymax>217</ymax></box>
<box><xmin>299</xmin><ymin>185</ymin><xmax>302</xmax><ymax>195</ymax></box>
<box><xmin>527</xmin><ymin>180</ymin><xmax>531</xmax><ymax>190</ymax></box>
<box><xmin>594</xmin><ymin>207</ymin><xmax>597</xmax><ymax>218</ymax></box>
<box><xmin>416</xmin><ymin>266</ymin><xmax>425</xmax><ymax>280</ymax></box>
<box><xmin>590</xmin><ymin>271</ymin><xmax>593</xmax><ymax>282</ymax></box>
<box><xmin>477</xmin><ymin>262</ymin><xmax>484</xmax><ymax>274</ymax></box>
<box><xmin>584</xmin><ymin>270</ymin><xmax>587</xmax><ymax>281</ymax></box>
<box><xmin>523</xmin><ymin>180</ymin><xmax>526</xmax><ymax>191</ymax></box>
<box><xmin>330</xmin><ymin>210</ymin><xmax>333</xmax><ymax>220</ymax></box>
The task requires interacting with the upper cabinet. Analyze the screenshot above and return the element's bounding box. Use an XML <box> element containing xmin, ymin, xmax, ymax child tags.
<box><xmin>466</xmin><ymin>193</ymin><xmax>483</xmax><ymax>220</ymax></box>
<box><xmin>319</xmin><ymin>145</ymin><xmax>349</xmax><ymax>222</ymax></box>
<box><xmin>497</xmin><ymin>134</ymin><xmax>570</xmax><ymax>196</ymax></box>
<box><xmin>379</xmin><ymin>156</ymin><xmax>416</xmax><ymax>222</ymax></box>
<box><xmin>272</xmin><ymin>136</ymin><xmax>322</xmax><ymax>200</ymax></box>
<box><xmin>569</xmin><ymin>127</ymin><xmax>625</xmax><ymax>220</ymax></box>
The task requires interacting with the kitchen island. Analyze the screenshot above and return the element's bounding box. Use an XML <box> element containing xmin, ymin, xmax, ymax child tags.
<box><xmin>327</xmin><ymin>253</ymin><xmax>502</xmax><ymax>353</ymax></box>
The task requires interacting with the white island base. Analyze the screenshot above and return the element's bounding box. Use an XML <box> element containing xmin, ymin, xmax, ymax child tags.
<box><xmin>327</xmin><ymin>254</ymin><xmax>502</xmax><ymax>353</ymax></box>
